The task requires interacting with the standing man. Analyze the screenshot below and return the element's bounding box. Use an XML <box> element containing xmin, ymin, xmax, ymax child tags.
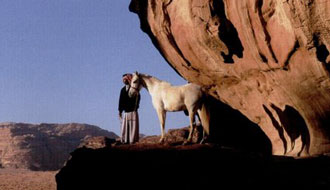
<box><xmin>118</xmin><ymin>73</ymin><xmax>141</xmax><ymax>144</ymax></box>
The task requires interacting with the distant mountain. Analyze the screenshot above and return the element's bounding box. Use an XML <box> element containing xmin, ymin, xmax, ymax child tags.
<box><xmin>0</xmin><ymin>122</ymin><xmax>118</xmax><ymax>171</ymax></box>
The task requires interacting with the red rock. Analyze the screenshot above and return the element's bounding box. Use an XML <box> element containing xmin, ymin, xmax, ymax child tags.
<box><xmin>129</xmin><ymin>0</ymin><xmax>330</xmax><ymax>156</ymax></box>
<box><xmin>139</xmin><ymin>126</ymin><xmax>203</xmax><ymax>145</ymax></box>
<box><xmin>79</xmin><ymin>136</ymin><xmax>115</xmax><ymax>149</ymax></box>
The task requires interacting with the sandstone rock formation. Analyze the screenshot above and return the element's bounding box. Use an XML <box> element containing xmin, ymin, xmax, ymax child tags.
<box><xmin>129</xmin><ymin>0</ymin><xmax>330</xmax><ymax>156</ymax></box>
<box><xmin>0</xmin><ymin>122</ymin><xmax>118</xmax><ymax>170</ymax></box>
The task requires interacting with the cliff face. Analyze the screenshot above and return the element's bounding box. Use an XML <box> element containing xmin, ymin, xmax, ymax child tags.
<box><xmin>129</xmin><ymin>0</ymin><xmax>330</xmax><ymax>156</ymax></box>
<box><xmin>0</xmin><ymin>123</ymin><xmax>118</xmax><ymax>170</ymax></box>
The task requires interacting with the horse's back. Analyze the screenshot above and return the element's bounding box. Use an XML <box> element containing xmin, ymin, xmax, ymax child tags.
<box><xmin>156</xmin><ymin>82</ymin><xmax>203</xmax><ymax>111</ymax></box>
<box><xmin>166</xmin><ymin>83</ymin><xmax>202</xmax><ymax>97</ymax></box>
<box><xmin>182</xmin><ymin>83</ymin><xmax>203</xmax><ymax>96</ymax></box>
<box><xmin>176</xmin><ymin>83</ymin><xmax>203</xmax><ymax>106</ymax></box>
<box><xmin>183</xmin><ymin>83</ymin><xmax>201</xmax><ymax>91</ymax></box>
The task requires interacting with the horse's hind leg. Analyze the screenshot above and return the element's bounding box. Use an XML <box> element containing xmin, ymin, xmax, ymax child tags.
<box><xmin>197</xmin><ymin>105</ymin><xmax>210</xmax><ymax>144</ymax></box>
<box><xmin>199</xmin><ymin>130</ymin><xmax>206</xmax><ymax>144</ymax></box>
<box><xmin>195</xmin><ymin>113</ymin><xmax>206</xmax><ymax>144</ymax></box>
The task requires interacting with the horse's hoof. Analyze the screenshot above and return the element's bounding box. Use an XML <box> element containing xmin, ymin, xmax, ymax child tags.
<box><xmin>182</xmin><ymin>141</ymin><xmax>191</xmax><ymax>145</ymax></box>
<box><xmin>159</xmin><ymin>138</ymin><xmax>165</xmax><ymax>144</ymax></box>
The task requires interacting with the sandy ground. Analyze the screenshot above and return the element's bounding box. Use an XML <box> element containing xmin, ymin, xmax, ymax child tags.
<box><xmin>0</xmin><ymin>169</ymin><xmax>57</xmax><ymax>190</ymax></box>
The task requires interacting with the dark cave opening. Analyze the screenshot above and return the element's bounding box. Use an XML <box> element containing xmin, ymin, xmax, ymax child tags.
<box><xmin>206</xmin><ymin>97</ymin><xmax>272</xmax><ymax>155</ymax></box>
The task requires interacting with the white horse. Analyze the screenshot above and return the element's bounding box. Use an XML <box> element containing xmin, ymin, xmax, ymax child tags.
<box><xmin>128</xmin><ymin>72</ymin><xmax>210</xmax><ymax>144</ymax></box>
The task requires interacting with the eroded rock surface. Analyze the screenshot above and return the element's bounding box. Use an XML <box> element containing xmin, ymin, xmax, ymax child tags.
<box><xmin>129</xmin><ymin>0</ymin><xmax>330</xmax><ymax>156</ymax></box>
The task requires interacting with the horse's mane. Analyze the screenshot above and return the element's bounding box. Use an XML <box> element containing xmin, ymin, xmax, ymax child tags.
<box><xmin>139</xmin><ymin>73</ymin><xmax>171</xmax><ymax>86</ymax></box>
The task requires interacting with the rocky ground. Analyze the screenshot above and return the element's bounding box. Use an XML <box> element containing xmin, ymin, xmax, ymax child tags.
<box><xmin>56</xmin><ymin>136</ymin><xmax>330</xmax><ymax>189</ymax></box>
<box><xmin>0</xmin><ymin>169</ymin><xmax>56</xmax><ymax>190</ymax></box>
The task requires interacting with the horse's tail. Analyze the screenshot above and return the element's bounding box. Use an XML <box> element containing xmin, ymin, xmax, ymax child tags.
<box><xmin>198</xmin><ymin>99</ymin><xmax>210</xmax><ymax>135</ymax></box>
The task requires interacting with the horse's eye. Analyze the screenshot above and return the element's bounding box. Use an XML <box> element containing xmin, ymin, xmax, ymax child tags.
<box><xmin>133</xmin><ymin>80</ymin><xmax>138</xmax><ymax>83</ymax></box>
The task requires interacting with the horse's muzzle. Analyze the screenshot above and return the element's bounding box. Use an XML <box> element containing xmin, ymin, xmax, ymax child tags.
<box><xmin>128</xmin><ymin>90</ymin><xmax>137</xmax><ymax>98</ymax></box>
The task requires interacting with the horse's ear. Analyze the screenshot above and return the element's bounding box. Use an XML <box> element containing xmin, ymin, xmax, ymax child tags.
<box><xmin>135</xmin><ymin>71</ymin><xmax>139</xmax><ymax>76</ymax></box>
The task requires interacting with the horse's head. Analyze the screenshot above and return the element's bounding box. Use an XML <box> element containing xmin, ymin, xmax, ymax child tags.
<box><xmin>128</xmin><ymin>71</ymin><xmax>143</xmax><ymax>98</ymax></box>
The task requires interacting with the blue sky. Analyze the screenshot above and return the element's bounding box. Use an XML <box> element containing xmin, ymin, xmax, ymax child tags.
<box><xmin>0</xmin><ymin>0</ymin><xmax>188</xmax><ymax>136</ymax></box>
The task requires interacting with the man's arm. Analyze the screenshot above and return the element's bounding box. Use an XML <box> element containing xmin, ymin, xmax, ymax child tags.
<box><xmin>118</xmin><ymin>88</ymin><xmax>124</xmax><ymax>119</ymax></box>
<box><xmin>136</xmin><ymin>93</ymin><xmax>141</xmax><ymax>110</ymax></box>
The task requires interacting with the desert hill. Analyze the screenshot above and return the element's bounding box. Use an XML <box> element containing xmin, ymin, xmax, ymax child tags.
<box><xmin>0</xmin><ymin>122</ymin><xmax>118</xmax><ymax>170</ymax></box>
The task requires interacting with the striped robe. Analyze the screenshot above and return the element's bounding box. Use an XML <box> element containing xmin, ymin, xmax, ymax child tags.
<box><xmin>119</xmin><ymin>85</ymin><xmax>140</xmax><ymax>144</ymax></box>
<box><xmin>120</xmin><ymin>111</ymin><xmax>139</xmax><ymax>143</ymax></box>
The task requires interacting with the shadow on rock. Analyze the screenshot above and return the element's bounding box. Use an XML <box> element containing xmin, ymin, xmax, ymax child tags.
<box><xmin>207</xmin><ymin>96</ymin><xmax>272</xmax><ymax>155</ymax></box>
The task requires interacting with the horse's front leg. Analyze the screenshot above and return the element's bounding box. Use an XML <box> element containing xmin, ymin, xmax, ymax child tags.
<box><xmin>157</xmin><ymin>109</ymin><xmax>166</xmax><ymax>143</ymax></box>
